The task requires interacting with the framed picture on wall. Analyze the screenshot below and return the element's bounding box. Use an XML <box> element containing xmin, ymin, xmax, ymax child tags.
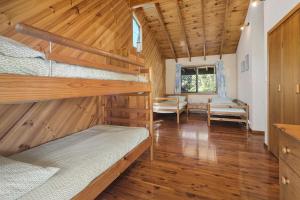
<box><xmin>241</xmin><ymin>60</ymin><xmax>245</xmax><ymax>72</ymax></box>
<box><xmin>245</xmin><ymin>54</ymin><xmax>249</xmax><ymax>71</ymax></box>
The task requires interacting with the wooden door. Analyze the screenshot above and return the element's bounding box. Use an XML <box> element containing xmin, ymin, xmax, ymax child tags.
<box><xmin>282</xmin><ymin>10</ymin><xmax>300</xmax><ymax>124</ymax></box>
<box><xmin>295</xmin><ymin>11</ymin><xmax>300</xmax><ymax>124</ymax></box>
<box><xmin>268</xmin><ymin>26</ymin><xmax>283</xmax><ymax>158</ymax></box>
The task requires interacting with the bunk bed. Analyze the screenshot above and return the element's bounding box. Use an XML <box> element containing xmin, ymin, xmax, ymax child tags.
<box><xmin>207</xmin><ymin>96</ymin><xmax>249</xmax><ymax>131</ymax></box>
<box><xmin>0</xmin><ymin>23</ymin><xmax>153</xmax><ymax>200</ymax></box>
<box><xmin>153</xmin><ymin>95</ymin><xmax>187</xmax><ymax>124</ymax></box>
<box><xmin>0</xmin><ymin>23</ymin><xmax>150</xmax><ymax>104</ymax></box>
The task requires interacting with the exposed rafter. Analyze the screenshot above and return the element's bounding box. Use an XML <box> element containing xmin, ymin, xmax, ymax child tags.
<box><xmin>130</xmin><ymin>0</ymin><xmax>158</xmax><ymax>9</ymax></box>
<box><xmin>154</xmin><ymin>3</ymin><xmax>177</xmax><ymax>62</ymax></box>
<box><xmin>175</xmin><ymin>0</ymin><xmax>191</xmax><ymax>61</ymax></box>
<box><xmin>201</xmin><ymin>0</ymin><xmax>207</xmax><ymax>60</ymax></box>
<box><xmin>219</xmin><ymin>0</ymin><xmax>230</xmax><ymax>59</ymax></box>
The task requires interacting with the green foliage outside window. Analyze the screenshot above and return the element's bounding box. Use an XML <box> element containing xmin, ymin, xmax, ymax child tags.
<box><xmin>181</xmin><ymin>66</ymin><xmax>216</xmax><ymax>93</ymax></box>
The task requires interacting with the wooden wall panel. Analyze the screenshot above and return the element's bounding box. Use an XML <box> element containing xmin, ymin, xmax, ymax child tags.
<box><xmin>0</xmin><ymin>0</ymin><xmax>165</xmax><ymax>155</ymax></box>
<box><xmin>0</xmin><ymin>97</ymin><xmax>98</xmax><ymax>156</ymax></box>
<box><xmin>136</xmin><ymin>9</ymin><xmax>166</xmax><ymax>97</ymax></box>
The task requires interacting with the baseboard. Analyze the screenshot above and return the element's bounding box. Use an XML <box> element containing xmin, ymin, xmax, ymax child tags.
<box><xmin>249</xmin><ymin>129</ymin><xmax>265</xmax><ymax>135</ymax></box>
<box><xmin>263</xmin><ymin>142</ymin><xmax>268</xmax><ymax>150</ymax></box>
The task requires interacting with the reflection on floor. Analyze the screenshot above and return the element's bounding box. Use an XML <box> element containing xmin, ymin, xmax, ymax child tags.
<box><xmin>97</xmin><ymin>113</ymin><xmax>279</xmax><ymax>200</ymax></box>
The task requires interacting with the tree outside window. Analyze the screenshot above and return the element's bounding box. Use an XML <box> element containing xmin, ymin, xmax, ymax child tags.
<box><xmin>181</xmin><ymin>65</ymin><xmax>217</xmax><ymax>94</ymax></box>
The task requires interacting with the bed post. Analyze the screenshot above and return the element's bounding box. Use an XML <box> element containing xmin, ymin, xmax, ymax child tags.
<box><xmin>148</xmin><ymin>92</ymin><xmax>154</xmax><ymax>161</ymax></box>
<box><xmin>176</xmin><ymin>97</ymin><xmax>180</xmax><ymax>124</ymax></box>
<box><xmin>246</xmin><ymin>104</ymin><xmax>249</xmax><ymax>133</ymax></box>
<box><xmin>186</xmin><ymin>94</ymin><xmax>189</xmax><ymax>119</ymax></box>
<box><xmin>207</xmin><ymin>99</ymin><xmax>211</xmax><ymax>127</ymax></box>
<box><xmin>101</xmin><ymin>96</ymin><xmax>106</xmax><ymax>125</ymax></box>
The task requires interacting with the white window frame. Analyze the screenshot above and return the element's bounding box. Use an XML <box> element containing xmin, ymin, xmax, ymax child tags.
<box><xmin>132</xmin><ymin>13</ymin><xmax>142</xmax><ymax>52</ymax></box>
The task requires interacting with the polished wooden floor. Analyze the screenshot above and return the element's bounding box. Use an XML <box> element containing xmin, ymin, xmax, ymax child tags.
<box><xmin>97</xmin><ymin>114</ymin><xmax>279</xmax><ymax>200</ymax></box>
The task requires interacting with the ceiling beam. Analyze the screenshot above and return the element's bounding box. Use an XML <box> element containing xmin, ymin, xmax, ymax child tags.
<box><xmin>219</xmin><ymin>0</ymin><xmax>230</xmax><ymax>59</ymax></box>
<box><xmin>201</xmin><ymin>0</ymin><xmax>207</xmax><ymax>60</ymax></box>
<box><xmin>154</xmin><ymin>3</ymin><xmax>177</xmax><ymax>62</ymax></box>
<box><xmin>175</xmin><ymin>0</ymin><xmax>191</xmax><ymax>61</ymax></box>
<box><xmin>130</xmin><ymin>0</ymin><xmax>158</xmax><ymax>9</ymax></box>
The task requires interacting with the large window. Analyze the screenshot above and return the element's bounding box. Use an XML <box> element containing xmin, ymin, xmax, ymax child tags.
<box><xmin>181</xmin><ymin>65</ymin><xmax>217</xmax><ymax>93</ymax></box>
<box><xmin>132</xmin><ymin>16</ymin><xmax>142</xmax><ymax>51</ymax></box>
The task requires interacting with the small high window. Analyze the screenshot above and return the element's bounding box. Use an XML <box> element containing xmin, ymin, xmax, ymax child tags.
<box><xmin>132</xmin><ymin>15</ymin><xmax>142</xmax><ymax>52</ymax></box>
<box><xmin>181</xmin><ymin>65</ymin><xmax>217</xmax><ymax>94</ymax></box>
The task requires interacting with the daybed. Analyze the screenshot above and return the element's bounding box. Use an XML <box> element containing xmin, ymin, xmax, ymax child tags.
<box><xmin>8</xmin><ymin>125</ymin><xmax>150</xmax><ymax>200</ymax></box>
<box><xmin>208</xmin><ymin>96</ymin><xmax>249</xmax><ymax>130</ymax></box>
<box><xmin>153</xmin><ymin>95</ymin><xmax>188</xmax><ymax>124</ymax></box>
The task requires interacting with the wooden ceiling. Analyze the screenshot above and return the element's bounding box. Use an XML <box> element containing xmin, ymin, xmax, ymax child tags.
<box><xmin>130</xmin><ymin>0</ymin><xmax>249</xmax><ymax>60</ymax></box>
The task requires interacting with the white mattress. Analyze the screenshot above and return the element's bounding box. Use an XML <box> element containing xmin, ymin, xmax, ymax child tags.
<box><xmin>210</xmin><ymin>107</ymin><xmax>246</xmax><ymax>115</ymax></box>
<box><xmin>9</xmin><ymin>125</ymin><xmax>149</xmax><ymax>200</ymax></box>
<box><xmin>0</xmin><ymin>36</ymin><xmax>147</xmax><ymax>82</ymax></box>
<box><xmin>153</xmin><ymin>101</ymin><xmax>187</xmax><ymax>113</ymax></box>
<box><xmin>0</xmin><ymin>54</ymin><xmax>147</xmax><ymax>82</ymax></box>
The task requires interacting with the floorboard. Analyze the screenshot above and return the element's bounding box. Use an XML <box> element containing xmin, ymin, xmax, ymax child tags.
<box><xmin>97</xmin><ymin>113</ymin><xmax>279</xmax><ymax>200</ymax></box>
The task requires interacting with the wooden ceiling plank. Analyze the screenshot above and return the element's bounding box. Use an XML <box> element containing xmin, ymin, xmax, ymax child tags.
<box><xmin>141</xmin><ymin>0</ymin><xmax>249</xmax><ymax>58</ymax></box>
<box><xmin>130</xmin><ymin>0</ymin><xmax>158</xmax><ymax>9</ymax></box>
<box><xmin>219</xmin><ymin>0</ymin><xmax>230</xmax><ymax>59</ymax></box>
<box><xmin>201</xmin><ymin>0</ymin><xmax>206</xmax><ymax>60</ymax></box>
<box><xmin>175</xmin><ymin>0</ymin><xmax>191</xmax><ymax>61</ymax></box>
<box><xmin>154</xmin><ymin>3</ymin><xmax>177</xmax><ymax>62</ymax></box>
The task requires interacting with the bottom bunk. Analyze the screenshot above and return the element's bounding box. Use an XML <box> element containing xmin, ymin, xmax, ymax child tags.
<box><xmin>3</xmin><ymin>125</ymin><xmax>150</xmax><ymax>200</ymax></box>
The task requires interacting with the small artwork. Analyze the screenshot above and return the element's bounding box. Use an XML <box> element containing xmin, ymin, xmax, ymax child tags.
<box><xmin>245</xmin><ymin>54</ymin><xmax>249</xmax><ymax>71</ymax></box>
<box><xmin>241</xmin><ymin>61</ymin><xmax>245</xmax><ymax>72</ymax></box>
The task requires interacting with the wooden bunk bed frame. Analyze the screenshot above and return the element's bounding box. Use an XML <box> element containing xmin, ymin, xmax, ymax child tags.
<box><xmin>207</xmin><ymin>99</ymin><xmax>249</xmax><ymax>131</ymax></box>
<box><xmin>0</xmin><ymin>23</ymin><xmax>154</xmax><ymax>200</ymax></box>
<box><xmin>153</xmin><ymin>95</ymin><xmax>188</xmax><ymax>124</ymax></box>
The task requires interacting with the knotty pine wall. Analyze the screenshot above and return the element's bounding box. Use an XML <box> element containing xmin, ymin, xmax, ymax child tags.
<box><xmin>0</xmin><ymin>0</ymin><xmax>165</xmax><ymax>155</ymax></box>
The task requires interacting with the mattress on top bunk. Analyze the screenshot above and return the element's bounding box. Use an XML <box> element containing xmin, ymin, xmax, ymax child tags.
<box><xmin>210</xmin><ymin>107</ymin><xmax>246</xmax><ymax>115</ymax></box>
<box><xmin>153</xmin><ymin>101</ymin><xmax>187</xmax><ymax>113</ymax></box>
<box><xmin>0</xmin><ymin>36</ymin><xmax>147</xmax><ymax>82</ymax></box>
<box><xmin>9</xmin><ymin>125</ymin><xmax>149</xmax><ymax>200</ymax></box>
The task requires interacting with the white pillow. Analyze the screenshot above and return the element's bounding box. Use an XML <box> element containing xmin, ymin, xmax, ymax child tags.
<box><xmin>0</xmin><ymin>156</ymin><xmax>59</xmax><ymax>200</ymax></box>
<box><xmin>0</xmin><ymin>36</ymin><xmax>45</xmax><ymax>58</ymax></box>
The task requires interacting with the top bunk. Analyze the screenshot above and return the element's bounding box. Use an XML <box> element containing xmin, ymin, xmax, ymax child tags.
<box><xmin>0</xmin><ymin>23</ymin><xmax>151</xmax><ymax>104</ymax></box>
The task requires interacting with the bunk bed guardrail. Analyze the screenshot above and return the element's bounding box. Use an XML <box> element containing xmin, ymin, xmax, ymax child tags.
<box><xmin>15</xmin><ymin>23</ymin><xmax>146</xmax><ymax>70</ymax></box>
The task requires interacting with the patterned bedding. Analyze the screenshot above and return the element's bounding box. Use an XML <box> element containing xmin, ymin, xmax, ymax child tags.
<box><xmin>0</xmin><ymin>36</ymin><xmax>147</xmax><ymax>82</ymax></box>
<box><xmin>10</xmin><ymin>125</ymin><xmax>149</xmax><ymax>200</ymax></box>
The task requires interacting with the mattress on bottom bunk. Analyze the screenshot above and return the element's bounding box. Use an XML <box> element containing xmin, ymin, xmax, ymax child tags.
<box><xmin>153</xmin><ymin>101</ymin><xmax>187</xmax><ymax>113</ymax></box>
<box><xmin>210</xmin><ymin>107</ymin><xmax>246</xmax><ymax>115</ymax></box>
<box><xmin>9</xmin><ymin>125</ymin><xmax>149</xmax><ymax>200</ymax></box>
<box><xmin>0</xmin><ymin>54</ymin><xmax>147</xmax><ymax>82</ymax></box>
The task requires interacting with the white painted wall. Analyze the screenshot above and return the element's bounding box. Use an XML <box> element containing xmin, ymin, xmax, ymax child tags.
<box><xmin>263</xmin><ymin>0</ymin><xmax>300</xmax><ymax>143</ymax></box>
<box><xmin>165</xmin><ymin>54</ymin><xmax>237</xmax><ymax>103</ymax></box>
<box><xmin>236</xmin><ymin>3</ymin><xmax>265</xmax><ymax>132</ymax></box>
<box><xmin>237</xmin><ymin>0</ymin><xmax>299</xmax><ymax>142</ymax></box>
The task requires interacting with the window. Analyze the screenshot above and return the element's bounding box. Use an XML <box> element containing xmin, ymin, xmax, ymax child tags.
<box><xmin>181</xmin><ymin>65</ymin><xmax>217</xmax><ymax>93</ymax></box>
<box><xmin>132</xmin><ymin>16</ymin><xmax>142</xmax><ymax>52</ymax></box>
